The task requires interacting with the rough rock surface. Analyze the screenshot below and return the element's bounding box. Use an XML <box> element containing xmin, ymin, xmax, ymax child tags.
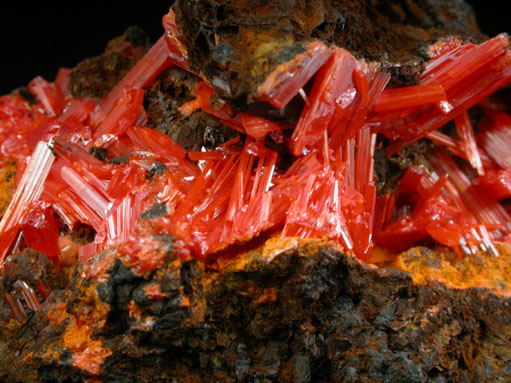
<box><xmin>173</xmin><ymin>0</ymin><xmax>483</xmax><ymax>101</ymax></box>
<box><xmin>144</xmin><ymin>66</ymin><xmax>239</xmax><ymax>152</ymax></box>
<box><xmin>1</xmin><ymin>240</ymin><xmax>511</xmax><ymax>382</ymax></box>
<box><xmin>69</xmin><ymin>26</ymin><xmax>152</xmax><ymax>101</ymax></box>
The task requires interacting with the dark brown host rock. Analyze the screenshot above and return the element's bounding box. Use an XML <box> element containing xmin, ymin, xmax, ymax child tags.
<box><xmin>173</xmin><ymin>0</ymin><xmax>483</xmax><ymax>102</ymax></box>
<box><xmin>2</xmin><ymin>240</ymin><xmax>511</xmax><ymax>382</ymax></box>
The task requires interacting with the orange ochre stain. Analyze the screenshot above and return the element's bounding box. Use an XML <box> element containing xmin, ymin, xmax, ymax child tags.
<box><xmin>373</xmin><ymin>243</ymin><xmax>511</xmax><ymax>295</ymax></box>
<box><xmin>63</xmin><ymin>317</ymin><xmax>112</xmax><ymax>376</ymax></box>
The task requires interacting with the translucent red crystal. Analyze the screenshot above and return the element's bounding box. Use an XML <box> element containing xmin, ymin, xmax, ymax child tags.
<box><xmin>290</xmin><ymin>48</ymin><xmax>356</xmax><ymax>156</ymax></box>
<box><xmin>22</xmin><ymin>203</ymin><xmax>60</xmax><ymax>262</ymax></box>
<box><xmin>473</xmin><ymin>168</ymin><xmax>511</xmax><ymax>200</ymax></box>
<box><xmin>373</xmin><ymin>34</ymin><xmax>511</xmax><ymax>155</ymax></box>
<box><xmin>98</xmin><ymin>194</ymin><xmax>142</xmax><ymax>246</ymax></box>
<box><xmin>281</xmin><ymin>165</ymin><xmax>352</xmax><ymax>249</ymax></box>
<box><xmin>329</xmin><ymin>64</ymin><xmax>390</xmax><ymax>150</ymax></box>
<box><xmin>421</xmin><ymin>35</ymin><xmax>509</xmax><ymax>91</ymax></box>
<box><xmin>256</xmin><ymin>42</ymin><xmax>332</xmax><ymax>109</ymax></box>
<box><xmin>373</xmin><ymin>82</ymin><xmax>446</xmax><ymax>112</ymax></box>
<box><xmin>374</xmin><ymin>165</ymin><xmax>485</xmax><ymax>257</ymax></box>
<box><xmin>126</xmin><ymin>125</ymin><xmax>187</xmax><ymax>160</ymax></box>
<box><xmin>429</xmin><ymin>146</ymin><xmax>511</xmax><ymax>236</ymax></box>
<box><xmin>93</xmin><ymin>89</ymin><xmax>145</xmax><ymax>147</ymax></box>
<box><xmin>60</xmin><ymin>165</ymin><xmax>110</xmax><ymax>219</ymax></box>
<box><xmin>18</xmin><ymin>281</ymin><xmax>41</xmax><ymax>312</ymax></box>
<box><xmin>162</xmin><ymin>8</ymin><xmax>190</xmax><ymax>71</ymax></box>
<box><xmin>91</xmin><ymin>9</ymin><xmax>185</xmax><ymax>128</ymax></box>
<box><xmin>478</xmin><ymin>112</ymin><xmax>511</xmax><ymax>169</ymax></box>
<box><xmin>5</xmin><ymin>292</ymin><xmax>25</xmax><ymax>320</ymax></box>
<box><xmin>55</xmin><ymin>68</ymin><xmax>72</xmax><ymax>98</ymax></box>
<box><xmin>240</xmin><ymin>113</ymin><xmax>292</xmax><ymax>139</ymax></box>
<box><xmin>0</xmin><ymin>142</ymin><xmax>54</xmax><ymax>266</ymax></box>
<box><xmin>455</xmin><ymin>111</ymin><xmax>484</xmax><ymax>175</ymax></box>
<box><xmin>27</xmin><ymin>76</ymin><xmax>66</xmax><ymax>117</ymax></box>
<box><xmin>353</xmin><ymin>65</ymin><xmax>370</xmax><ymax>104</ymax></box>
<box><xmin>425</xmin><ymin>130</ymin><xmax>493</xmax><ymax>168</ymax></box>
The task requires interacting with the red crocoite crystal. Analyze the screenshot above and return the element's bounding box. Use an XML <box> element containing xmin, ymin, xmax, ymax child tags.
<box><xmin>473</xmin><ymin>168</ymin><xmax>511</xmax><ymax>200</ymax></box>
<box><xmin>375</xmin><ymin>167</ymin><xmax>476</xmax><ymax>257</ymax></box>
<box><xmin>455</xmin><ymin>111</ymin><xmax>484</xmax><ymax>175</ymax></box>
<box><xmin>256</xmin><ymin>42</ymin><xmax>332</xmax><ymax>109</ymax></box>
<box><xmin>1</xmin><ymin>7</ymin><xmax>511</xmax><ymax>277</ymax></box>
<box><xmin>479</xmin><ymin>112</ymin><xmax>511</xmax><ymax>169</ymax></box>
<box><xmin>290</xmin><ymin>48</ymin><xmax>356</xmax><ymax>156</ymax></box>
<box><xmin>93</xmin><ymin>88</ymin><xmax>145</xmax><ymax>147</ymax></box>
<box><xmin>0</xmin><ymin>142</ymin><xmax>54</xmax><ymax>264</ymax></box>
<box><xmin>374</xmin><ymin>34</ymin><xmax>511</xmax><ymax>155</ymax></box>
<box><xmin>90</xmin><ymin>9</ymin><xmax>187</xmax><ymax>128</ymax></box>
<box><xmin>127</xmin><ymin>125</ymin><xmax>187</xmax><ymax>160</ymax></box>
<box><xmin>240</xmin><ymin>113</ymin><xmax>293</xmax><ymax>140</ymax></box>
<box><xmin>22</xmin><ymin>203</ymin><xmax>60</xmax><ymax>262</ymax></box>
<box><xmin>373</xmin><ymin>82</ymin><xmax>446</xmax><ymax>112</ymax></box>
<box><xmin>27</xmin><ymin>77</ymin><xmax>66</xmax><ymax>117</ymax></box>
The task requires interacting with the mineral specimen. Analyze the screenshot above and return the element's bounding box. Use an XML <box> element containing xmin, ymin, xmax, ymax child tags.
<box><xmin>1</xmin><ymin>1</ymin><xmax>511</xmax><ymax>382</ymax></box>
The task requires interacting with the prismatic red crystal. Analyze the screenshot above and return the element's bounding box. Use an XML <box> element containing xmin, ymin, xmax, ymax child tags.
<box><xmin>90</xmin><ymin>9</ymin><xmax>187</xmax><ymax>128</ymax></box>
<box><xmin>429</xmin><ymin>146</ymin><xmax>511</xmax><ymax>237</ymax></box>
<box><xmin>478</xmin><ymin>112</ymin><xmax>511</xmax><ymax>169</ymax></box>
<box><xmin>281</xmin><ymin>163</ymin><xmax>353</xmax><ymax>250</ymax></box>
<box><xmin>240</xmin><ymin>113</ymin><xmax>293</xmax><ymax>140</ymax></box>
<box><xmin>455</xmin><ymin>111</ymin><xmax>484</xmax><ymax>175</ymax></box>
<box><xmin>290</xmin><ymin>48</ymin><xmax>356</xmax><ymax>156</ymax></box>
<box><xmin>374</xmin><ymin>165</ymin><xmax>482</xmax><ymax>258</ymax></box>
<box><xmin>373</xmin><ymin>34</ymin><xmax>511</xmax><ymax>155</ymax></box>
<box><xmin>27</xmin><ymin>76</ymin><xmax>66</xmax><ymax>117</ymax></box>
<box><xmin>5</xmin><ymin>292</ymin><xmax>25</xmax><ymax>320</ymax></box>
<box><xmin>256</xmin><ymin>42</ymin><xmax>332</xmax><ymax>109</ymax></box>
<box><xmin>93</xmin><ymin>88</ymin><xmax>145</xmax><ymax>147</ymax></box>
<box><xmin>373</xmin><ymin>81</ymin><xmax>446</xmax><ymax>112</ymax></box>
<box><xmin>0</xmin><ymin>142</ymin><xmax>54</xmax><ymax>266</ymax></box>
<box><xmin>22</xmin><ymin>203</ymin><xmax>60</xmax><ymax>262</ymax></box>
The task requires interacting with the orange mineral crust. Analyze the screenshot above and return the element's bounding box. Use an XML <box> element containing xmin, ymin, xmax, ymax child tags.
<box><xmin>0</xmin><ymin>158</ymin><xmax>16</xmax><ymax>218</ymax></box>
<box><xmin>391</xmin><ymin>244</ymin><xmax>511</xmax><ymax>294</ymax></box>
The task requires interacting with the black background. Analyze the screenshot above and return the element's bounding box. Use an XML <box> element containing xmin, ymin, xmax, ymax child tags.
<box><xmin>0</xmin><ymin>1</ymin><xmax>507</xmax><ymax>95</ymax></box>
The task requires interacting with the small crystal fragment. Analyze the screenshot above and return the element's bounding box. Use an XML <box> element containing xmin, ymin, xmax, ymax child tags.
<box><xmin>17</xmin><ymin>281</ymin><xmax>41</xmax><ymax>312</ymax></box>
<box><xmin>455</xmin><ymin>111</ymin><xmax>484</xmax><ymax>175</ymax></box>
<box><xmin>5</xmin><ymin>293</ymin><xmax>25</xmax><ymax>320</ymax></box>
<box><xmin>22</xmin><ymin>203</ymin><xmax>60</xmax><ymax>262</ymax></box>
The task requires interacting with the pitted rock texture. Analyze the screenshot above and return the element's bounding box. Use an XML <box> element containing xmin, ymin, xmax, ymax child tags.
<box><xmin>1</xmin><ymin>242</ymin><xmax>511</xmax><ymax>382</ymax></box>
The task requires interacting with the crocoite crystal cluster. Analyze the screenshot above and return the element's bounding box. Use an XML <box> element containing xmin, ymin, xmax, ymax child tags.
<box><xmin>1</xmin><ymin>8</ymin><xmax>511</xmax><ymax>285</ymax></box>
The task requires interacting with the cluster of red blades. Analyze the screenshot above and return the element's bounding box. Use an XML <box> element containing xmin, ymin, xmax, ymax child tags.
<box><xmin>1</xmin><ymin>8</ymin><xmax>511</xmax><ymax>288</ymax></box>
